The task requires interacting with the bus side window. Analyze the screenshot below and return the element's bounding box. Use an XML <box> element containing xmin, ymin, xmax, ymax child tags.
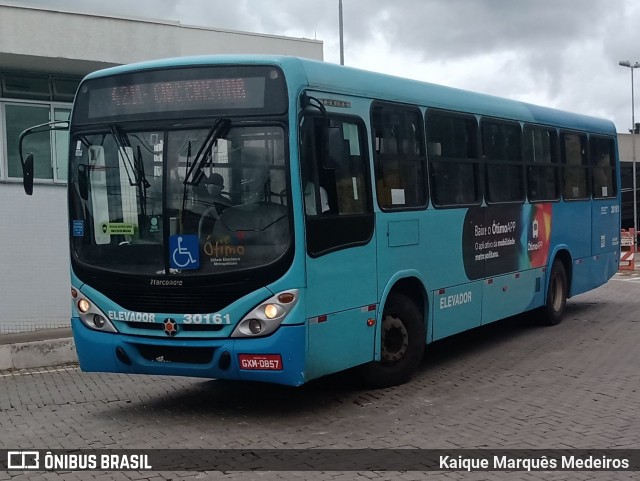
<box><xmin>300</xmin><ymin>114</ymin><xmax>373</xmax><ymax>257</ymax></box>
<box><xmin>482</xmin><ymin>120</ymin><xmax>524</xmax><ymax>203</ymax></box>
<box><xmin>372</xmin><ymin>104</ymin><xmax>427</xmax><ymax>210</ymax></box>
<box><xmin>590</xmin><ymin>136</ymin><xmax>616</xmax><ymax>199</ymax></box>
<box><xmin>300</xmin><ymin>116</ymin><xmax>329</xmax><ymax>216</ymax></box>
<box><xmin>523</xmin><ymin>126</ymin><xmax>559</xmax><ymax>202</ymax></box>
<box><xmin>301</xmin><ymin>117</ymin><xmax>369</xmax><ymax>217</ymax></box>
<box><xmin>426</xmin><ymin>111</ymin><xmax>480</xmax><ymax>206</ymax></box>
<box><xmin>561</xmin><ymin>133</ymin><xmax>590</xmax><ymax>200</ymax></box>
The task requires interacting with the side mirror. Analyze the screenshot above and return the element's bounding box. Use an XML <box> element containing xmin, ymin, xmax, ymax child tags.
<box><xmin>22</xmin><ymin>153</ymin><xmax>34</xmax><ymax>196</ymax></box>
<box><xmin>18</xmin><ymin>120</ymin><xmax>69</xmax><ymax>196</ymax></box>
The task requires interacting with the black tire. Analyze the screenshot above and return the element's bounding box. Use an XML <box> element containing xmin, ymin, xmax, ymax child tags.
<box><xmin>539</xmin><ymin>259</ymin><xmax>568</xmax><ymax>326</ymax></box>
<box><xmin>357</xmin><ymin>292</ymin><xmax>425</xmax><ymax>388</ymax></box>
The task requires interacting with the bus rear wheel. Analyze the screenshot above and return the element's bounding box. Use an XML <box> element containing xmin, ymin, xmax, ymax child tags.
<box><xmin>357</xmin><ymin>292</ymin><xmax>425</xmax><ymax>388</ymax></box>
<box><xmin>539</xmin><ymin>259</ymin><xmax>567</xmax><ymax>326</ymax></box>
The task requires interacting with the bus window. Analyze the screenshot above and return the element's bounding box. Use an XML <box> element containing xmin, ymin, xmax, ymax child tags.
<box><xmin>426</xmin><ymin>111</ymin><xmax>480</xmax><ymax>206</ymax></box>
<box><xmin>300</xmin><ymin>115</ymin><xmax>373</xmax><ymax>256</ymax></box>
<box><xmin>590</xmin><ymin>137</ymin><xmax>617</xmax><ymax>199</ymax></box>
<box><xmin>523</xmin><ymin>126</ymin><xmax>559</xmax><ymax>202</ymax></box>
<box><xmin>482</xmin><ymin>120</ymin><xmax>524</xmax><ymax>203</ymax></box>
<box><xmin>372</xmin><ymin>104</ymin><xmax>427</xmax><ymax>209</ymax></box>
<box><xmin>561</xmin><ymin>133</ymin><xmax>590</xmax><ymax>200</ymax></box>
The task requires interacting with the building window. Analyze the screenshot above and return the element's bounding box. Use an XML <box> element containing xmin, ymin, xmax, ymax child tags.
<box><xmin>372</xmin><ymin>103</ymin><xmax>428</xmax><ymax>210</ymax></box>
<box><xmin>2</xmin><ymin>73</ymin><xmax>50</xmax><ymax>101</ymax></box>
<box><xmin>426</xmin><ymin>110</ymin><xmax>480</xmax><ymax>206</ymax></box>
<box><xmin>53</xmin><ymin>108</ymin><xmax>71</xmax><ymax>181</ymax></box>
<box><xmin>3</xmin><ymin>103</ymin><xmax>70</xmax><ymax>182</ymax></box>
<box><xmin>1</xmin><ymin>71</ymin><xmax>78</xmax><ymax>183</ymax></box>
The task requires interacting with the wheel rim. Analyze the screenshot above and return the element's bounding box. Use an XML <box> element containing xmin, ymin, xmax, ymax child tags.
<box><xmin>381</xmin><ymin>314</ymin><xmax>409</xmax><ymax>365</ymax></box>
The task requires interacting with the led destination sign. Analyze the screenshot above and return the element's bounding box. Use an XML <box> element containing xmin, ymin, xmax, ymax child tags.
<box><xmin>90</xmin><ymin>77</ymin><xmax>265</xmax><ymax>117</ymax></box>
<box><xmin>73</xmin><ymin>65</ymin><xmax>287</xmax><ymax>123</ymax></box>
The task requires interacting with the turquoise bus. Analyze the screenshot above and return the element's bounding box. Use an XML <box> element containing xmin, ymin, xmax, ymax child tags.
<box><xmin>20</xmin><ymin>55</ymin><xmax>620</xmax><ymax>387</ymax></box>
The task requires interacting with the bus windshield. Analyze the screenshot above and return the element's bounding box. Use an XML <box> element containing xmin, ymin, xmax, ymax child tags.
<box><xmin>69</xmin><ymin>123</ymin><xmax>290</xmax><ymax>277</ymax></box>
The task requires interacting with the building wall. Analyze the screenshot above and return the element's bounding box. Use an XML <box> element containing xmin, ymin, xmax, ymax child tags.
<box><xmin>618</xmin><ymin>133</ymin><xmax>640</xmax><ymax>162</ymax></box>
<box><xmin>0</xmin><ymin>3</ymin><xmax>323</xmax><ymax>333</ymax></box>
<box><xmin>618</xmin><ymin>133</ymin><xmax>640</xmax><ymax>230</ymax></box>
<box><xmin>0</xmin><ymin>183</ymin><xmax>69</xmax><ymax>332</ymax></box>
<box><xmin>0</xmin><ymin>3</ymin><xmax>323</xmax><ymax>74</ymax></box>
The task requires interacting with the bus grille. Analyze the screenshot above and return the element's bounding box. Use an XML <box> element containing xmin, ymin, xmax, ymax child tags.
<box><xmin>93</xmin><ymin>282</ymin><xmax>259</xmax><ymax>314</ymax></box>
<box><xmin>126</xmin><ymin>322</ymin><xmax>224</xmax><ymax>332</ymax></box>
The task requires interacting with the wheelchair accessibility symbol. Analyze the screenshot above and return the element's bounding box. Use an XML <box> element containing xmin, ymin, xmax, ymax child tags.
<box><xmin>169</xmin><ymin>235</ymin><xmax>200</xmax><ymax>270</ymax></box>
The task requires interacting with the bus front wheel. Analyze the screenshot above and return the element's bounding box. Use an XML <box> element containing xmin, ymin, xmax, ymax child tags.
<box><xmin>357</xmin><ymin>292</ymin><xmax>425</xmax><ymax>388</ymax></box>
<box><xmin>540</xmin><ymin>259</ymin><xmax>567</xmax><ymax>326</ymax></box>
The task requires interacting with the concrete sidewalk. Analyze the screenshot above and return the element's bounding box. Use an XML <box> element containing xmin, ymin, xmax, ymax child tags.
<box><xmin>0</xmin><ymin>327</ymin><xmax>76</xmax><ymax>371</ymax></box>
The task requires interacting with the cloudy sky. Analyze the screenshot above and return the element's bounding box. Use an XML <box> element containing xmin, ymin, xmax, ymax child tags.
<box><xmin>11</xmin><ymin>0</ymin><xmax>640</xmax><ymax>133</ymax></box>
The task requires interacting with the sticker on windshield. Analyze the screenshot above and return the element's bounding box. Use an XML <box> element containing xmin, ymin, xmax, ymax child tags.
<box><xmin>101</xmin><ymin>223</ymin><xmax>136</xmax><ymax>235</ymax></box>
<box><xmin>149</xmin><ymin>216</ymin><xmax>160</xmax><ymax>234</ymax></box>
<box><xmin>72</xmin><ymin>220</ymin><xmax>84</xmax><ymax>237</ymax></box>
<box><xmin>170</xmin><ymin>234</ymin><xmax>200</xmax><ymax>270</ymax></box>
<box><xmin>203</xmin><ymin>234</ymin><xmax>246</xmax><ymax>267</ymax></box>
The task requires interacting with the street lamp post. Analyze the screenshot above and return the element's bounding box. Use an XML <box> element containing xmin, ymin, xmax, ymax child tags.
<box><xmin>339</xmin><ymin>0</ymin><xmax>344</xmax><ymax>65</ymax></box>
<box><xmin>619</xmin><ymin>60</ymin><xmax>640</xmax><ymax>245</ymax></box>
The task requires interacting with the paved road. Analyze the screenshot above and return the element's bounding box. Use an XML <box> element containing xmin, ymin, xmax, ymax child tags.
<box><xmin>2</xmin><ymin>274</ymin><xmax>640</xmax><ymax>480</ymax></box>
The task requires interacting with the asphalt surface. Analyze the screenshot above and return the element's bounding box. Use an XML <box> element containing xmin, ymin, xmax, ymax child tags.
<box><xmin>2</xmin><ymin>272</ymin><xmax>640</xmax><ymax>480</ymax></box>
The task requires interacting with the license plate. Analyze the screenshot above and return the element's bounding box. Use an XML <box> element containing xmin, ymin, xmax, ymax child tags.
<box><xmin>238</xmin><ymin>354</ymin><xmax>283</xmax><ymax>371</ymax></box>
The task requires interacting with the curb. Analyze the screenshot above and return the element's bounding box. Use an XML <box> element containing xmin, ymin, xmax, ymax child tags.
<box><xmin>0</xmin><ymin>328</ymin><xmax>77</xmax><ymax>371</ymax></box>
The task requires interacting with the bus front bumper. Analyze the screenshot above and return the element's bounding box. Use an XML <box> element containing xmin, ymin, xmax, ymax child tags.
<box><xmin>71</xmin><ymin>318</ymin><xmax>307</xmax><ymax>386</ymax></box>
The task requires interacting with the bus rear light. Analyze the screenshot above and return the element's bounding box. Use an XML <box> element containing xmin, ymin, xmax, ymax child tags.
<box><xmin>367</xmin><ymin>319</ymin><xmax>375</xmax><ymax>327</ymax></box>
<box><xmin>232</xmin><ymin>289</ymin><xmax>299</xmax><ymax>338</ymax></box>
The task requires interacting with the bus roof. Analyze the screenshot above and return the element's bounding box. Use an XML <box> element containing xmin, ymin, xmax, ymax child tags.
<box><xmin>84</xmin><ymin>55</ymin><xmax>616</xmax><ymax>136</ymax></box>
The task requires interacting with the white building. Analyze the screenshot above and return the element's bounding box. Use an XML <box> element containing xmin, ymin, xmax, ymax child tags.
<box><xmin>0</xmin><ymin>2</ymin><xmax>323</xmax><ymax>333</ymax></box>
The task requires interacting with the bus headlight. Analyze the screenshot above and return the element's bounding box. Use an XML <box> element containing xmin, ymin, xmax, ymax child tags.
<box><xmin>231</xmin><ymin>289</ymin><xmax>299</xmax><ymax>338</ymax></box>
<box><xmin>77</xmin><ymin>298</ymin><xmax>91</xmax><ymax>314</ymax></box>
<box><xmin>72</xmin><ymin>289</ymin><xmax>118</xmax><ymax>334</ymax></box>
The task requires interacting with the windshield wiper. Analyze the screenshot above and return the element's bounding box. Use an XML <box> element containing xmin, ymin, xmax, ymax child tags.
<box><xmin>184</xmin><ymin>118</ymin><xmax>231</xmax><ymax>186</ymax></box>
<box><xmin>109</xmin><ymin>124</ymin><xmax>148</xmax><ymax>187</ymax></box>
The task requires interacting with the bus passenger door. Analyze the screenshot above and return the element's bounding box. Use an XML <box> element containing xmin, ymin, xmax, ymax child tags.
<box><xmin>300</xmin><ymin>114</ymin><xmax>378</xmax><ymax>380</ymax></box>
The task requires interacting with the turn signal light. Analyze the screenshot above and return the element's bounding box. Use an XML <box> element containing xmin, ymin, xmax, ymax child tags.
<box><xmin>277</xmin><ymin>292</ymin><xmax>295</xmax><ymax>304</ymax></box>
